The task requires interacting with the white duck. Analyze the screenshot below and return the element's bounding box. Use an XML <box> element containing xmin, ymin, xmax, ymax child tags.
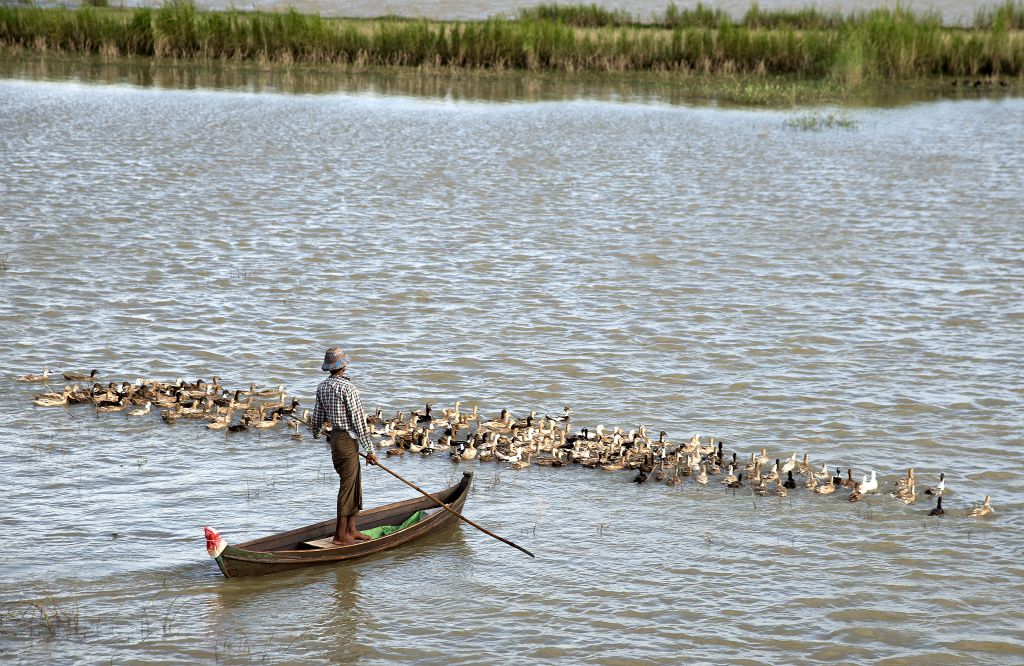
<box><xmin>856</xmin><ymin>471</ymin><xmax>878</xmax><ymax>494</ymax></box>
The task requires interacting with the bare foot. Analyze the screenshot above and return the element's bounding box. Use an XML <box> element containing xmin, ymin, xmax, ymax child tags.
<box><xmin>349</xmin><ymin>531</ymin><xmax>372</xmax><ymax>541</ymax></box>
<box><xmin>331</xmin><ymin>536</ymin><xmax>359</xmax><ymax>546</ymax></box>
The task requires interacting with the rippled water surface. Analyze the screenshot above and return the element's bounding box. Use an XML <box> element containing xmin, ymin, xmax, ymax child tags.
<box><xmin>1</xmin><ymin>76</ymin><xmax>1023</xmax><ymax>663</ymax></box>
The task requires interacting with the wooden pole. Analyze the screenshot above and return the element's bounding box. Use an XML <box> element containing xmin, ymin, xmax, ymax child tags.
<box><xmin>364</xmin><ymin>452</ymin><xmax>535</xmax><ymax>559</ymax></box>
<box><xmin>284</xmin><ymin>413</ymin><xmax>535</xmax><ymax>558</ymax></box>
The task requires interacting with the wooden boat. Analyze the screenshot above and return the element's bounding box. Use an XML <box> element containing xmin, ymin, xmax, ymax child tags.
<box><xmin>205</xmin><ymin>471</ymin><xmax>473</xmax><ymax>578</ymax></box>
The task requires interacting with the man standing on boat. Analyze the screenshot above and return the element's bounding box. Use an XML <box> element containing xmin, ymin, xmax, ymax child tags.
<box><xmin>311</xmin><ymin>347</ymin><xmax>379</xmax><ymax>546</ymax></box>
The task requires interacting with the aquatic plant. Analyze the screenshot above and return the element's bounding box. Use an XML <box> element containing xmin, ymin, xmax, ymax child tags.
<box><xmin>784</xmin><ymin>111</ymin><xmax>858</xmax><ymax>130</ymax></box>
<box><xmin>0</xmin><ymin>596</ymin><xmax>83</xmax><ymax>639</ymax></box>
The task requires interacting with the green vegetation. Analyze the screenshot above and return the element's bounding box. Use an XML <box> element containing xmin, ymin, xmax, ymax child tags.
<box><xmin>0</xmin><ymin>1</ymin><xmax>1022</xmax><ymax>90</ymax></box>
<box><xmin>784</xmin><ymin>111</ymin><xmax>858</xmax><ymax>130</ymax></box>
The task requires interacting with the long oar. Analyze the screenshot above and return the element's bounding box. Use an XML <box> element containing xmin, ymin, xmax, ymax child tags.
<box><xmin>363</xmin><ymin>451</ymin><xmax>535</xmax><ymax>558</ymax></box>
<box><xmin>284</xmin><ymin>412</ymin><xmax>535</xmax><ymax>558</ymax></box>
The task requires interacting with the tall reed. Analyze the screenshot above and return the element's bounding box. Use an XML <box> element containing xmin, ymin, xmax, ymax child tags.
<box><xmin>1</xmin><ymin>1</ymin><xmax>1022</xmax><ymax>82</ymax></box>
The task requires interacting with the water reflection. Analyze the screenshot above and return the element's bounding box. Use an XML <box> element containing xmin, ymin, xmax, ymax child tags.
<box><xmin>0</xmin><ymin>54</ymin><xmax>1007</xmax><ymax>108</ymax></box>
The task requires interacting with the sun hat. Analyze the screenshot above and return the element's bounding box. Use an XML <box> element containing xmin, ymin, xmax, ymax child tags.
<box><xmin>321</xmin><ymin>347</ymin><xmax>348</xmax><ymax>372</ymax></box>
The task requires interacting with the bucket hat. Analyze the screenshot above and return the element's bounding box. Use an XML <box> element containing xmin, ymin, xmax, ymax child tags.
<box><xmin>322</xmin><ymin>347</ymin><xmax>348</xmax><ymax>372</ymax></box>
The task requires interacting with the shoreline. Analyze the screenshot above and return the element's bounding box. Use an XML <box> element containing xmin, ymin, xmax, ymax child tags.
<box><xmin>2</xmin><ymin>50</ymin><xmax>1020</xmax><ymax>107</ymax></box>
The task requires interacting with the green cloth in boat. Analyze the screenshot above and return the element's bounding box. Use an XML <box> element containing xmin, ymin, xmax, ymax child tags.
<box><xmin>360</xmin><ymin>510</ymin><xmax>426</xmax><ymax>539</ymax></box>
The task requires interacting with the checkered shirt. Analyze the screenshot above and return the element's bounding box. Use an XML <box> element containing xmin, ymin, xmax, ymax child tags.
<box><xmin>310</xmin><ymin>374</ymin><xmax>374</xmax><ymax>453</ymax></box>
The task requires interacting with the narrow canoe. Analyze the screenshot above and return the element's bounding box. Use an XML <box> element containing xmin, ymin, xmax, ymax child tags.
<box><xmin>205</xmin><ymin>471</ymin><xmax>473</xmax><ymax>578</ymax></box>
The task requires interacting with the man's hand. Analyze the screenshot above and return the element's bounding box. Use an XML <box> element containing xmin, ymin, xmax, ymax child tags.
<box><xmin>365</xmin><ymin>452</ymin><xmax>379</xmax><ymax>466</ymax></box>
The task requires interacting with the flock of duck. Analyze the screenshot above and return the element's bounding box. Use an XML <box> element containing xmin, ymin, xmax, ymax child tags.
<box><xmin>20</xmin><ymin>369</ymin><xmax>308</xmax><ymax>436</ymax></box>
<box><xmin>18</xmin><ymin>369</ymin><xmax>995</xmax><ymax>519</ymax></box>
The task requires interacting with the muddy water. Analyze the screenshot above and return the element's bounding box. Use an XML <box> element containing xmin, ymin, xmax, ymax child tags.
<box><xmin>0</xmin><ymin>72</ymin><xmax>1022</xmax><ymax>663</ymax></box>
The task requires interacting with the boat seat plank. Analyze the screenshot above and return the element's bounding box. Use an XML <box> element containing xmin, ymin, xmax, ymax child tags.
<box><xmin>301</xmin><ymin>537</ymin><xmax>348</xmax><ymax>549</ymax></box>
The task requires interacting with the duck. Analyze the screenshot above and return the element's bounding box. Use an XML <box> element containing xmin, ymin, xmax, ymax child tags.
<box><xmin>253</xmin><ymin>412</ymin><xmax>280</xmax><ymax>429</ymax></box>
<box><xmin>95</xmin><ymin>394</ymin><xmax>131</xmax><ymax>413</ymax></box>
<box><xmin>161</xmin><ymin>405</ymin><xmax>182</xmax><ymax>423</ymax></box>
<box><xmin>483</xmin><ymin>411</ymin><xmax>517</xmax><ymax>435</ymax></box>
<box><xmin>33</xmin><ymin>386</ymin><xmax>72</xmax><ymax>407</ymax></box>
<box><xmin>892</xmin><ymin>480</ymin><xmax>916</xmax><ymax>504</ymax></box>
<box><xmin>966</xmin><ymin>495</ymin><xmax>993</xmax><ymax>518</ymax></box>
<box><xmin>804</xmin><ymin>470</ymin><xmax>817</xmax><ymax>490</ymax></box>
<box><xmin>893</xmin><ymin>468</ymin><xmax>915</xmax><ymax>492</ymax></box>
<box><xmin>227</xmin><ymin>417</ymin><xmax>249</xmax><ymax>432</ymax></box>
<box><xmin>511</xmin><ymin>452</ymin><xmax>532</xmax><ymax>471</ymax></box>
<box><xmin>755</xmin><ymin>447</ymin><xmax>770</xmax><ymax>465</ymax></box>
<box><xmin>928</xmin><ymin>496</ymin><xmax>944</xmax><ymax>517</ymax></box>
<box><xmin>726</xmin><ymin>473</ymin><xmax>744</xmax><ymax>489</ymax></box>
<box><xmin>549</xmin><ymin>406</ymin><xmax>572</xmax><ymax>422</ymax></box>
<box><xmin>783</xmin><ymin>470</ymin><xmax>797</xmax><ymax>490</ymax></box>
<box><xmin>128</xmin><ymin>401</ymin><xmax>151</xmax><ymax>416</ymax></box>
<box><xmin>840</xmin><ymin>469</ymin><xmax>856</xmax><ymax>489</ymax></box>
<box><xmin>720</xmin><ymin>464</ymin><xmax>737</xmax><ymax>486</ymax></box>
<box><xmin>367</xmin><ymin>407</ymin><xmax>386</xmax><ymax>428</ymax></box>
<box><xmin>797</xmin><ymin>453</ymin><xmax>811</xmax><ymax>476</ymax></box>
<box><xmin>696</xmin><ymin>464</ymin><xmax>708</xmax><ymax>485</ymax></box>
<box><xmin>774</xmin><ymin>478</ymin><xmax>788</xmax><ymax>497</ymax></box>
<box><xmin>460</xmin><ymin>438</ymin><xmax>478</xmax><ymax>461</ymax></box>
<box><xmin>856</xmin><ymin>471</ymin><xmax>878</xmax><ymax>494</ymax></box>
<box><xmin>408</xmin><ymin>430</ymin><xmax>429</xmax><ymax>454</ymax></box>
<box><xmin>832</xmin><ymin>467</ymin><xmax>843</xmax><ymax>486</ymax></box>
<box><xmin>814</xmin><ymin>477</ymin><xmax>836</xmax><ymax>495</ymax></box>
<box><xmin>207</xmin><ymin>409</ymin><xmax>234</xmax><ymax>430</ymax></box>
<box><xmin>16</xmin><ymin>368</ymin><xmax>51</xmax><ymax>382</ymax></box>
<box><xmin>601</xmin><ymin>450</ymin><xmax>628</xmax><ymax>472</ymax></box>
<box><xmin>780</xmin><ymin>452</ymin><xmax>798</xmax><ymax>475</ymax></box>
<box><xmin>413</xmin><ymin>403</ymin><xmax>433</xmax><ymax>424</ymax></box>
<box><xmin>924</xmin><ymin>473</ymin><xmax>945</xmax><ymax>497</ymax></box>
<box><xmin>63</xmin><ymin>369</ymin><xmax>99</xmax><ymax>382</ymax></box>
<box><xmin>252</xmin><ymin>383</ymin><xmax>285</xmax><ymax>398</ymax></box>
<box><xmin>814</xmin><ymin>463</ymin><xmax>831</xmax><ymax>481</ymax></box>
<box><xmin>633</xmin><ymin>467</ymin><xmax>648</xmax><ymax>484</ymax></box>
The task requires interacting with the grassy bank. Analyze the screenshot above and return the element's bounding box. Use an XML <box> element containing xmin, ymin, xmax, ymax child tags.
<box><xmin>1</xmin><ymin>1</ymin><xmax>1023</xmax><ymax>87</ymax></box>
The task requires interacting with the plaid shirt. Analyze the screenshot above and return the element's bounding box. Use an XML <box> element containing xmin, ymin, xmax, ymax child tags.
<box><xmin>311</xmin><ymin>374</ymin><xmax>374</xmax><ymax>453</ymax></box>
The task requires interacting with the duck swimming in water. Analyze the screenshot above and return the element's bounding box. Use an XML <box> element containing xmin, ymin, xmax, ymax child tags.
<box><xmin>924</xmin><ymin>473</ymin><xmax>945</xmax><ymax>497</ymax></box>
<box><xmin>63</xmin><ymin>369</ymin><xmax>99</xmax><ymax>382</ymax></box>
<box><xmin>16</xmin><ymin>368</ymin><xmax>50</xmax><ymax>382</ymax></box>
<box><xmin>814</xmin><ymin>477</ymin><xmax>836</xmax><ymax>495</ymax></box>
<box><xmin>967</xmin><ymin>495</ymin><xmax>993</xmax><ymax>518</ymax></box>
<box><xmin>857</xmin><ymin>471</ymin><xmax>878</xmax><ymax>494</ymax></box>
<box><xmin>33</xmin><ymin>386</ymin><xmax>72</xmax><ymax>407</ymax></box>
<box><xmin>928</xmin><ymin>496</ymin><xmax>944</xmax><ymax>517</ymax></box>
